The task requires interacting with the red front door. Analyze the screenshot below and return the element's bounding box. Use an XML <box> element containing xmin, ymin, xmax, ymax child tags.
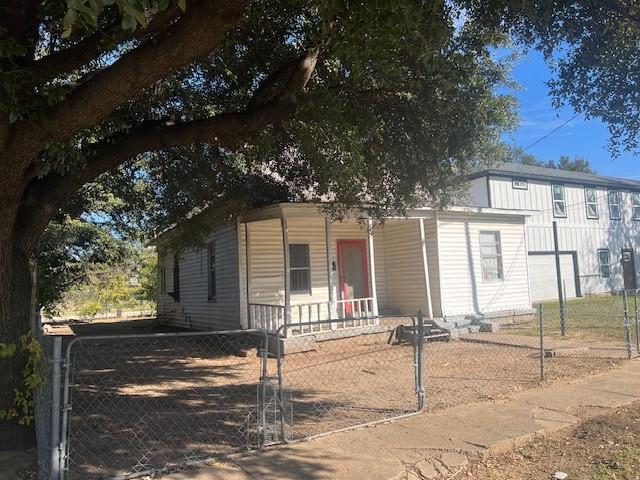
<box><xmin>336</xmin><ymin>240</ymin><xmax>369</xmax><ymax>315</ymax></box>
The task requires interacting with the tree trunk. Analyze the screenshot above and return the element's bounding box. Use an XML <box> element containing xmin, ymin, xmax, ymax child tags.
<box><xmin>0</xmin><ymin>213</ymin><xmax>37</xmax><ymax>450</ymax></box>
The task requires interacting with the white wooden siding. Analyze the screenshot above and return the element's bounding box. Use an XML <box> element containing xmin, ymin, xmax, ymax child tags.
<box><xmin>380</xmin><ymin>221</ymin><xmax>430</xmax><ymax>315</ymax></box>
<box><xmin>437</xmin><ymin>215</ymin><xmax>531</xmax><ymax>316</ymax></box>
<box><xmin>528</xmin><ymin>253</ymin><xmax>578</xmax><ymax>301</ymax></box>
<box><xmin>424</xmin><ymin>218</ymin><xmax>442</xmax><ymax>317</ymax></box>
<box><xmin>156</xmin><ymin>225</ymin><xmax>241</xmax><ymax>330</ymax></box>
<box><xmin>488</xmin><ymin>175</ymin><xmax>640</xmax><ymax>295</ymax></box>
<box><xmin>247</xmin><ymin>219</ymin><xmax>285</xmax><ymax>305</ymax></box>
<box><xmin>237</xmin><ymin>222</ymin><xmax>248</xmax><ymax>328</ymax></box>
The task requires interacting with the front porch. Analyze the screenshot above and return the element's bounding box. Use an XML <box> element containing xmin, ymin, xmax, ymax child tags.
<box><xmin>239</xmin><ymin>204</ymin><xmax>437</xmax><ymax>337</ymax></box>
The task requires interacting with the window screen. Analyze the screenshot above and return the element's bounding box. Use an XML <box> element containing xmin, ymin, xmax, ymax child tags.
<box><xmin>585</xmin><ymin>187</ymin><xmax>598</xmax><ymax>219</ymax></box>
<box><xmin>608</xmin><ymin>190</ymin><xmax>621</xmax><ymax>220</ymax></box>
<box><xmin>598</xmin><ymin>249</ymin><xmax>610</xmax><ymax>278</ymax></box>
<box><xmin>480</xmin><ymin>231</ymin><xmax>503</xmax><ymax>281</ymax></box>
<box><xmin>552</xmin><ymin>184</ymin><xmax>566</xmax><ymax>218</ymax></box>
<box><xmin>632</xmin><ymin>192</ymin><xmax>640</xmax><ymax>221</ymax></box>
<box><xmin>289</xmin><ymin>244</ymin><xmax>311</xmax><ymax>294</ymax></box>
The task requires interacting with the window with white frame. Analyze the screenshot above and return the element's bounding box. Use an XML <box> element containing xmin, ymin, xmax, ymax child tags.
<box><xmin>632</xmin><ymin>192</ymin><xmax>640</xmax><ymax>221</ymax></box>
<box><xmin>512</xmin><ymin>178</ymin><xmax>528</xmax><ymax>190</ymax></box>
<box><xmin>289</xmin><ymin>244</ymin><xmax>311</xmax><ymax>294</ymax></box>
<box><xmin>480</xmin><ymin>231</ymin><xmax>503</xmax><ymax>281</ymax></box>
<box><xmin>207</xmin><ymin>242</ymin><xmax>217</xmax><ymax>301</ymax></box>
<box><xmin>552</xmin><ymin>184</ymin><xmax>566</xmax><ymax>218</ymax></box>
<box><xmin>584</xmin><ymin>187</ymin><xmax>598</xmax><ymax>219</ymax></box>
<box><xmin>598</xmin><ymin>249</ymin><xmax>611</xmax><ymax>278</ymax></box>
<box><xmin>608</xmin><ymin>190</ymin><xmax>621</xmax><ymax>220</ymax></box>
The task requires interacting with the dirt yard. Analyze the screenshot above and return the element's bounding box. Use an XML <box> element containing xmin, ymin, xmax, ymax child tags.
<box><xmin>59</xmin><ymin>316</ymin><xmax>632</xmax><ymax>479</ymax></box>
<box><xmin>461</xmin><ymin>400</ymin><xmax>640</xmax><ymax>479</ymax></box>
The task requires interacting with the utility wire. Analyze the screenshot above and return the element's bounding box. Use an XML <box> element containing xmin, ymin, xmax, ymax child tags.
<box><xmin>523</xmin><ymin>112</ymin><xmax>581</xmax><ymax>151</ymax></box>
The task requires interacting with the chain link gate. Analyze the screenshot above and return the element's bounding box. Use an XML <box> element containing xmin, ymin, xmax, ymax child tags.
<box><xmin>52</xmin><ymin>330</ymin><xmax>271</xmax><ymax>480</ymax></box>
<box><xmin>272</xmin><ymin>314</ymin><xmax>426</xmax><ymax>442</ymax></box>
<box><xmin>46</xmin><ymin>318</ymin><xmax>426</xmax><ymax>480</ymax></box>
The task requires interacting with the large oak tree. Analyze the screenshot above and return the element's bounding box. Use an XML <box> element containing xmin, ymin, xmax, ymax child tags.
<box><xmin>0</xmin><ymin>0</ymin><xmax>638</xmax><ymax>449</ymax></box>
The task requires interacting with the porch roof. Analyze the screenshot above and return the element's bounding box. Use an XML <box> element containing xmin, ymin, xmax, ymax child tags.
<box><xmin>240</xmin><ymin>202</ymin><xmax>536</xmax><ymax>223</ymax></box>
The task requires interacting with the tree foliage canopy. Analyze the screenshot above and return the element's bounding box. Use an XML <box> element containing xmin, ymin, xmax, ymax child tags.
<box><xmin>468</xmin><ymin>0</ymin><xmax>640</xmax><ymax>156</ymax></box>
<box><xmin>1</xmin><ymin>0</ymin><xmax>635</xmax><ymax>309</ymax></box>
<box><xmin>2</xmin><ymin>0</ymin><xmax>640</xmax><ymax>447</ymax></box>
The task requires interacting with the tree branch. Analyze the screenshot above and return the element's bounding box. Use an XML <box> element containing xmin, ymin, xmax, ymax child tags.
<box><xmin>30</xmin><ymin>6</ymin><xmax>184</xmax><ymax>83</ymax></box>
<box><xmin>16</xmin><ymin>47</ymin><xmax>319</xmax><ymax>248</ymax></box>
<box><xmin>13</xmin><ymin>0</ymin><xmax>247</xmax><ymax>157</ymax></box>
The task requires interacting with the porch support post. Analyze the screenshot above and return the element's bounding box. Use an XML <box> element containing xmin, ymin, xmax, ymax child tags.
<box><xmin>245</xmin><ymin>221</ymin><xmax>252</xmax><ymax>328</ymax></box>
<box><xmin>325</xmin><ymin>217</ymin><xmax>335</xmax><ymax>319</ymax></box>
<box><xmin>281</xmin><ymin>215</ymin><xmax>291</xmax><ymax>329</ymax></box>
<box><xmin>367</xmin><ymin>218</ymin><xmax>379</xmax><ymax>316</ymax></box>
<box><xmin>419</xmin><ymin>218</ymin><xmax>434</xmax><ymax>319</ymax></box>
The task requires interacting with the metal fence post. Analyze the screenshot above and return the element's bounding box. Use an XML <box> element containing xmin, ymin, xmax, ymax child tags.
<box><xmin>58</xmin><ymin>338</ymin><xmax>77</xmax><ymax>480</ymax></box>
<box><xmin>258</xmin><ymin>333</ymin><xmax>268</xmax><ymax>449</ymax></box>
<box><xmin>552</xmin><ymin>221</ymin><xmax>566</xmax><ymax>336</ymax></box>
<box><xmin>635</xmin><ymin>289</ymin><xmax>640</xmax><ymax>355</ymax></box>
<box><xmin>623</xmin><ymin>290</ymin><xmax>632</xmax><ymax>359</ymax></box>
<box><xmin>49</xmin><ymin>336</ymin><xmax>63</xmax><ymax>480</ymax></box>
<box><xmin>275</xmin><ymin>327</ymin><xmax>287</xmax><ymax>442</ymax></box>
<box><xmin>416</xmin><ymin>310</ymin><xmax>425</xmax><ymax>410</ymax></box>
<box><xmin>538</xmin><ymin>304</ymin><xmax>545</xmax><ymax>381</ymax></box>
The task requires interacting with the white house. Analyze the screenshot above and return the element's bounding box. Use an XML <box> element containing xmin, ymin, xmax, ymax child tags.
<box><xmin>155</xmin><ymin>203</ymin><xmax>533</xmax><ymax>335</ymax></box>
<box><xmin>468</xmin><ymin>163</ymin><xmax>640</xmax><ymax>301</ymax></box>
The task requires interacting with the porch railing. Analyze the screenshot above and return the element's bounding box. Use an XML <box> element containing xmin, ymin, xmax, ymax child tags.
<box><xmin>249</xmin><ymin>303</ymin><xmax>285</xmax><ymax>332</ymax></box>
<box><xmin>249</xmin><ymin>297</ymin><xmax>376</xmax><ymax>335</ymax></box>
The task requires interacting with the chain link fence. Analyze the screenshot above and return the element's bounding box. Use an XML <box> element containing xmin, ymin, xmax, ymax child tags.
<box><xmin>59</xmin><ymin>330</ymin><xmax>269</xmax><ymax>480</ymax></box>
<box><xmin>274</xmin><ymin>316</ymin><xmax>425</xmax><ymax>442</ymax></box>
<box><xmin>43</xmin><ymin>320</ymin><xmax>423</xmax><ymax>480</ymax></box>
<box><xmin>37</xmin><ymin>294</ymin><xmax>638</xmax><ymax>479</ymax></box>
<box><xmin>423</xmin><ymin>306</ymin><xmax>543</xmax><ymax>409</ymax></box>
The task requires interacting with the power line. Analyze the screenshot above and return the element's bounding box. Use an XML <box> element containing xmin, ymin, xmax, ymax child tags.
<box><xmin>523</xmin><ymin>112</ymin><xmax>581</xmax><ymax>152</ymax></box>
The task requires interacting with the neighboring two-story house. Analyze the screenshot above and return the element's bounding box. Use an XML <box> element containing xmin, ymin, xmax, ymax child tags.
<box><xmin>468</xmin><ymin>163</ymin><xmax>640</xmax><ymax>301</ymax></box>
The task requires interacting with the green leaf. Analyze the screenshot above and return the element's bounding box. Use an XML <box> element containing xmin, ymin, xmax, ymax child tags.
<box><xmin>62</xmin><ymin>7</ymin><xmax>77</xmax><ymax>36</ymax></box>
<box><xmin>124</xmin><ymin>4</ymin><xmax>147</xmax><ymax>27</ymax></box>
<box><xmin>177</xmin><ymin>0</ymin><xmax>186</xmax><ymax>12</ymax></box>
<box><xmin>121</xmin><ymin>12</ymin><xmax>137</xmax><ymax>30</ymax></box>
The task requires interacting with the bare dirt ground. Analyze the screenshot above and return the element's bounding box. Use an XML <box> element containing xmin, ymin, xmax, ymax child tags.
<box><xmin>461</xmin><ymin>400</ymin><xmax>640</xmax><ymax>480</ymax></box>
<box><xmin>57</xmin><ymin>317</ymin><xmax>632</xmax><ymax>479</ymax></box>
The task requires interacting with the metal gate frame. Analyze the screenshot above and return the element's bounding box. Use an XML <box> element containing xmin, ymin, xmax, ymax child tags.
<box><xmin>48</xmin><ymin>328</ymin><xmax>269</xmax><ymax>480</ymax></box>
<box><xmin>272</xmin><ymin>312</ymin><xmax>426</xmax><ymax>443</ymax></box>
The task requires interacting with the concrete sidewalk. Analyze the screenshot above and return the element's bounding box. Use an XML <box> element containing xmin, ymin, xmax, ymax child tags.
<box><xmin>164</xmin><ymin>360</ymin><xmax>640</xmax><ymax>480</ymax></box>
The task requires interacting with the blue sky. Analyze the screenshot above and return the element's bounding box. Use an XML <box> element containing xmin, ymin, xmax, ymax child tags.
<box><xmin>504</xmin><ymin>50</ymin><xmax>637</xmax><ymax>179</ymax></box>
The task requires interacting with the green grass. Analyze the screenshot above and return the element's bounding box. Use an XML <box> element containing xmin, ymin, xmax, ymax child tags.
<box><xmin>593</xmin><ymin>446</ymin><xmax>639</xmax><ymax>480</ymax></box>
<box><xmin>505</xmin><ymin>294</ymin><xmax>637</xmax><ymax>342</ymax></box>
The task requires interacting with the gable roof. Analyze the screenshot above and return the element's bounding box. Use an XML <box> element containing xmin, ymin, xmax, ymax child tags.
<box><xmin>469</xmin><ymin>163</ymin><xmax>640</xmax><ymax>190</ymax></box>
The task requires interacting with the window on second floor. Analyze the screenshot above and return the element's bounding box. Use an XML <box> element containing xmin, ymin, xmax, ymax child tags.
<box><xmin>598</xmin><ymin>249</ymin><xmax>611</xmax><ymax>279</ymax></box>
<box><xmin>632</xmin><ymin>192</ymin><xmax>640</xmax><ymax>221</ymax></box>
<box><xmin>552</xmin><ymin>184</ymin><xmax>566</xmax><ymax>218</ymax></box>
<box><xmin>584</xmin><ymin>187</ymin><xmax>598</xmax><ymax>219</ymax></box>
<box><xmin>480</xmin><ymin>231</ymin><xmax>503</xmax><ymax>281</ymax></box>
<box><xmin>608</xmin><ymin>190</ymin><xmax>621</xmax><ymax>220</ymax></box>
<box><xmin>512</xmin><ymin>178</ymin><xmax>528</xmax><ymax>190</ymax></box>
